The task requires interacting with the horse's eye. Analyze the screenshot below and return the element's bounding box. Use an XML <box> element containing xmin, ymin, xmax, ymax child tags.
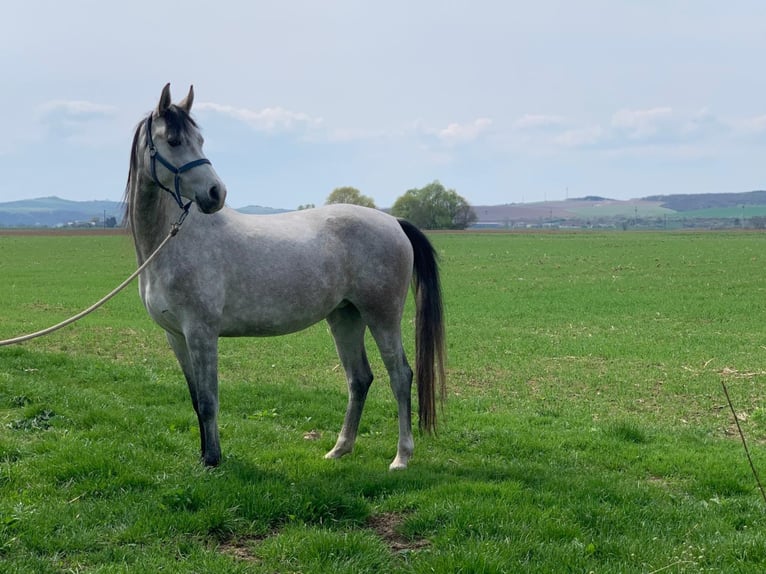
<box><xmin>168</xmin><ymin>135</ymin><xmax>182</xmax><ymax>147</ymax></box>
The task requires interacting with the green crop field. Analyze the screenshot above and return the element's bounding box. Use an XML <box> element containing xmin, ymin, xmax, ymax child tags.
<box><xmin>671</xmin><ymin>206</ymin><xmax>766</xmax><ymax>219</ymax></box>
<box><xmin>2</xmin><ymin>229</ymin><xmax>766</xmax><ymax>573</ymax></box>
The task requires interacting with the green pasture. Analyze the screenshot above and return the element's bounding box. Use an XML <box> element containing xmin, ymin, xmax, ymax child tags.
<box><xmin>671</xmin><ymin>206</ymin><xmax>766</xmax><ymax>220</ymax></box>
<box><xmin>2</xmin><ymin>229</ymin><xmax>766</xmax><ymax>573</ymax></box>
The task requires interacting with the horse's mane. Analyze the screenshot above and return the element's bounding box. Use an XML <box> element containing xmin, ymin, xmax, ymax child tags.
<box><xmin>122</xmin><ymin>106</ymin><xmax>200</xmax><ymax>226</ymax></box>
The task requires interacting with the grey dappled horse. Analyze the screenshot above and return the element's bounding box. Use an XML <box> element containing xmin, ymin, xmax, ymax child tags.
<box><xmin>124</xmin><ymin>85</ymin><xmax>446</xmax><ymax>470</ymax></box>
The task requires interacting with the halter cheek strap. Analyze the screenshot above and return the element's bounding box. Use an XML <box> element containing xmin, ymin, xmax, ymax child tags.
<box><xmin>144</xmin><ymin>115</ymin><xmax>212</xmax><ymax>211</ymax></box>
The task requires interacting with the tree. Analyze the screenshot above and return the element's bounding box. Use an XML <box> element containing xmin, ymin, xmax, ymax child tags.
<box><xmin>325</xmin><ymin>186</ymin><xmax>376</xmax><ymax>208</ymax></box>
<box><xmin>297</xmin><ymin>203</ymin><xmax>315</xmax><ymax>210</ymax></box>
<box><xmin>390</xmin><ymin>181</ymin><xmax>477</xmax><ymax>230</ymax></box>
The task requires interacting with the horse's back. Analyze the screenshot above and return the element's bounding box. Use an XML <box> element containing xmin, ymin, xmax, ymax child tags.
<box><xmin>227</xmin><ymin>203</ymin><xmax>406</xmax><ymax>242</ymax></box>
<box><xmin>222</xmin><ymin>204</ymin><xmax>412</xmax><ymax>274</ymax></box>
<box><xmin>205</xmin><ymin>204</ymin><xmax>414</xmax><ymax>336</ymax></box>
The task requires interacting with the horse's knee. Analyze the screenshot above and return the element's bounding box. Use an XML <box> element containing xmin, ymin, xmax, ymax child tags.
<box><xmin>349</xmin><ymin>373</ymin><xmax>373</xmax><ymax>397</ymax></box>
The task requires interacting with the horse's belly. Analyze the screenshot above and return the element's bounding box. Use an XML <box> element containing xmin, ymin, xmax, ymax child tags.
<box><xmin>217</xmin><ymin>270</ymin><xmax>346</xmax><ymax>337</ymax></box>
<box><xmin>217</xmin><ymin>303</ymin><xmax>332</xmax><ymax>337</ymax></box>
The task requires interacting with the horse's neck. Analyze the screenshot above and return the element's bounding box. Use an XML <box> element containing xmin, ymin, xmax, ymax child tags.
<box><xmin>129</xmin><ymin>180</ymin><xmax>178</xmax><ymax>263</ymax></box>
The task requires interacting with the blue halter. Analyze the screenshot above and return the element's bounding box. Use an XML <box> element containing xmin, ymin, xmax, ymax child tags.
<box><xmin>144</xmin><ymin>115</ymin><xmax>211</xmax><ymax>211</ymax></box>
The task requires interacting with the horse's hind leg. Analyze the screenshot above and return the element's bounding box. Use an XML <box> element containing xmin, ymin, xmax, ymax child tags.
<box><xmin>325</xmin><ymin>305</ymin><xmax>374</xmax><ymax>460</ymax></box>
<box><xmin>369</xmin><ymin>324</ymin><xmax>414</xmax><ymax>470</ymax></box>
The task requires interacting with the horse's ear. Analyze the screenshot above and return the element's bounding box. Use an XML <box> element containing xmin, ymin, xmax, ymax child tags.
<box><xmin>157</xmin><ymin>83</ymin><xmax>172</xmax><ymax>115</ymax></box>
<box><xmin>179</xmin><ymin>85</ymin><xmax>194</xmax><ymax>113</ymax></box>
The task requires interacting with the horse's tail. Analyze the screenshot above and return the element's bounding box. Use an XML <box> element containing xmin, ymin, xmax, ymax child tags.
<box><xmin>398</xmin><ymin>219</ymin><xmax>446</xmax><ymax>434</ymax></box>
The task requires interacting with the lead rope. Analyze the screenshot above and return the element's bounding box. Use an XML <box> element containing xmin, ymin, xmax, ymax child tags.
<box><xmin>0</xmin><ymin>209</ymin><xmax>189</xmax><ymax>347</ymax></box>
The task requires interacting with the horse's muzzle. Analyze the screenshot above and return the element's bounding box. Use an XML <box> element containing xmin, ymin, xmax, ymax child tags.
<box><xmin>197</xmin><ymin>183</ymin><xmax>227</xmax><ymax>214</ymax></box>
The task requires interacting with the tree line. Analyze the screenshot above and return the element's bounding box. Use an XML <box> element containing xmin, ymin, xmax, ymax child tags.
<box><xmin>317</xmin><ymin>181</ymin><xmax>477</xmax><ymax>230</ymax></box>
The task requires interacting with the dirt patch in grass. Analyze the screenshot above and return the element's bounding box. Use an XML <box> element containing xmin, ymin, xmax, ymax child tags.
<box><xmin>217</xmin><ymin>537</ymin><xmax>266</xmax><ymax>564</ymax></box>
<box><xmin>216</xmin><ymin>513</ymin><xmax>430</xmax><ymax>563</ymax></box>
<box><xmin>367</xmin><ymin>512</ymin><xmax>430</xmax><ymax>553</ymax></box>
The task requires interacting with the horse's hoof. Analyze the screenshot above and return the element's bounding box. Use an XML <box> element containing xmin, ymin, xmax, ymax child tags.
<box><xmin>202</xmin><ymin>453</ymin><xmax>221</xmax><ymax>467</ymax></box>
<box><xmin>324</xmin><ymin>448</ymin><xmax>347</xmax><ymax>460</ymax></box>
<box><xmin>324</xmin><ymin>441</ymin><xmax>353</xmax><ymax>459</ymax></box>
<box><xmin>388</xmin><ymin>459</ymin><xmax>409</xmax><ymax>471</ymax></box>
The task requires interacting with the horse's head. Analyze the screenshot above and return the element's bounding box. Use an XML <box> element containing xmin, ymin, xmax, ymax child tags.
<box><xmin>139</xmin><ymin>83</ymin><xmax>227</xmax><ymax>214</ymax></box>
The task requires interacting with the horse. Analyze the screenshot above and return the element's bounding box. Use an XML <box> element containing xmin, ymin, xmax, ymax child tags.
<box><xmin>124</xmin><ymin>84</ymin><xmax>446</xmax><ymax>470</ymax></box>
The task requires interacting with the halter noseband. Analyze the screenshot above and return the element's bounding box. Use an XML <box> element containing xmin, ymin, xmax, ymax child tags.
<box><xmin>144</xmin><ymin>114</ymin><xmax>212</xmax><ymax>211</ymax></box>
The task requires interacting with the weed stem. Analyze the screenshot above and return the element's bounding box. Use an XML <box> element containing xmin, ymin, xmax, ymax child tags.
<box><xmin>721</xmin><ymin>379</ymin><xmax>766</xmax><ymax>506</ymax></box>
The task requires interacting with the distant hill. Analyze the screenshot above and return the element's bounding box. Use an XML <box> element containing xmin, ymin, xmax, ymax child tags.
<box><xmin>473</xmin><ymin>198</ymin><xmax>672</xmax><ymax>224</ymax></box>
<box><xmin>4</xmin><ymin>190</ymin><xmax>766</xmax><ymax>228</ymax></box>
<box><xmin>473</xmin><ymin>190</ymin><xmax>766</xmax><ymax>225</ymax></box>
<box><xmin>0</xmin><ymin>197</ymin><xmax>124</xmax><ymax>228</ymax></box>
<box><xmin>0</xmin><ymin>197</ymin><xmax>294</xmax><ymax>227</ymax></box>
<box><xmin>643</xmin><ymin>191</ymin><xmax>766</xmax><ymax>212</ymax></box>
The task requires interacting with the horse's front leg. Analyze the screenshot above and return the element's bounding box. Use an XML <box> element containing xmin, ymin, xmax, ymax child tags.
<box><xmin>184</xmin><ymin>331</ymin><xmax>221</xmax><ymax>466</ymax></box>
<box><xmin>166</xmin><ymin>332</ymin><xmax>205</xmax><ymax>457</ymax></box>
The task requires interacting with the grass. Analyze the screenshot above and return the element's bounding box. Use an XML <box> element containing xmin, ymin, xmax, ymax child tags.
<box><xmin>2</xmin><ymin>229</ymin><xmax>766</xmax><ymax>572</ymax></box>
<box><xmin>672</xmin><ymin>206</ymin><xmax>766</xmax><ymax>219</ymax></box>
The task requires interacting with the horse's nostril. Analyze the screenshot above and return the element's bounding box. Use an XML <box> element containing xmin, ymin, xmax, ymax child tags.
<box><xmin>209</xmin><ymin>184</ymin><xmax>221</xmax><ymax>203</ymax></box>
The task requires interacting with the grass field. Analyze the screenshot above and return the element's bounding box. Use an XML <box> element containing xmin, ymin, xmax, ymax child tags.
<box><xmin>670</xmin><ymin>206</ymin><xmax>766</xmax><ymax>219</ymax></box>
<box><xmin>2</xmin><ymin>229</ymin><xmax>766</xmax><ymax>573</ymax></box>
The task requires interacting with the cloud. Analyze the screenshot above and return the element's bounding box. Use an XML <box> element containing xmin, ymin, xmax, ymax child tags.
<box><xmin>609</xmin><ymin>107</ymin><xmax>724</xmax><ymax>146</ymax></box>
<box><xmin>733</xmin><ymin>114</ymin><xmax>766</xmax><ymax>135</ymax></box>
<box><xmin>36</xmin><ymin>99</ymin><xmax>118</xmax><ymax>143</ymax></box>
<box><xmin>196</xmin><ymin>102</ymin><xmax>323</xmax><ymax>133</ymax></box>
<box><xmin>544</xmin><ymin>107</ymin><xmax>731</xmax><ymax>154</ymax></box>
<box><xmin>553</xmin><ymin>125</ymin><xmax>606</xmax><ymax>148</ymax></box>
<box><xmin>324</xmin><ymin>126</ymin><xmax>395</xmax><ymax>143</ymax></box>
<box><xmin>39</xmin><ymin>99</ymin><xmax>118</xmax><ymax>119</ymax></box>
<box><xmin>513</xmin><ymin>114</ymin><xmax>565</xmax><ymax>131</ymax></box>
<box><xmin>611</xmin><ymin>107</ymin><xmax>675</xmax><ymax>140</ymax></box>
<box><xmin>436</xmin><ymin>117</ymin><xmax>492</xmax><ymax>145</ymax></box>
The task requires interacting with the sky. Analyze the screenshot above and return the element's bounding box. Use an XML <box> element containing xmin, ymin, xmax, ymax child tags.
<box><xmin>2</xmin><ymin>1</ymin><xmax>766</xmax><ymax>210</ymax></box>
